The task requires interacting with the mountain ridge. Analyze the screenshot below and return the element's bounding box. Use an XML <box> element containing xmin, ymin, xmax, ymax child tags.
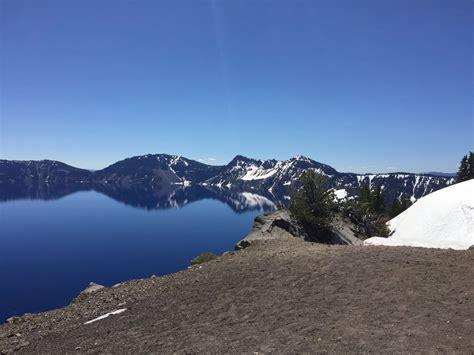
<box><xmin>0</xmin><ymin>154</ymin><xmax>455</xmax><ymax>203</ymax></box>
<box><xmin>0</xmin><ymin>154</ymin><xmax>455</xmax><ymax>177</ymax></box>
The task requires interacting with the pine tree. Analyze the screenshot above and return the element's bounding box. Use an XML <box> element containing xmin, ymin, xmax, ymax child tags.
<box><xmin>456</xmin><ymin>154</ymin><xmax>469</xmax><ymax>182</ymax></box>
<box><xmin>289</xmin><ymin>170</ymin><xmax>336</xmax><ymax>238</ymax></box>
<box><xmin>348</xmin><ymin>183</ymin><xmax>390</xmax><ymax>238</ymax></box>
<box><xmin>371</xmin><ymin>186</ymin><xmax>386</xmax><ymax>214</ymax></box>
<box><xmin>389</xmin><ymin>198</ymin><xmax>402</xmax><ymax>218</ymax></box>
<box><xmin>468</xmin><ymin>152</ymin><xmax>474</xmax><ymax>180</ymax></box>
<box><xmin>456</xmin><ymin>152</ymin><xmax>474</xmax><ymax>182</ymax></box>
<box><xmin>401</xmin><ymin>198</ymin><xmax>412</xmax><ymax>211</ymax></box>
<box><xmin>359</xmin><ymin>182</ymin><xmax>372</xmax><ymax>209</ymax></box>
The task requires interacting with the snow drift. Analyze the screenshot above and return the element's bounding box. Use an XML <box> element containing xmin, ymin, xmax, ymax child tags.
<box><xmin>365</xmin><ymin>179</ymin><xmax>474</xmax><ymax>250</ymax></box>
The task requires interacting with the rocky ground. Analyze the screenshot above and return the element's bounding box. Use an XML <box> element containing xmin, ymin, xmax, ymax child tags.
<box><xmin>1</xmin><ymin>234</ymin><xmax>473</xmax><ymax>353</ymax></box>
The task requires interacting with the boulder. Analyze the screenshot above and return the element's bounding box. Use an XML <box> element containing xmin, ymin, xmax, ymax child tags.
<box><xmin>235</xmin><ymin>209</ymin><xmax>362</xmax><ymax>250</ymax></box>
<box><xmin>235</xmin><ymin>210</ymin><xmax>304</xmax><ymax>250</ymax></box>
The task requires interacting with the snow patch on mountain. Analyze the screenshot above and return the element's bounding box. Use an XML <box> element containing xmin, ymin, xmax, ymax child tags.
<box><xmin>365</xmin><ymin>180</ymin><xmax>474</xmax><ymax>250</ymax></box>
<box><xmin>240</xmin><ymin>165</ymin><xmax>278</xmax><ymax>180</ymax></box>
<box><xmin>333</xmin><ymin>189</ymin><xmax>348</xmax><ymax>200</ymax></box>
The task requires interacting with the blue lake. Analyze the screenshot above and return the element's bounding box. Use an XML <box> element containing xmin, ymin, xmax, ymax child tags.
<box><xmin>0</xmin><ymin>188</ymin><xmax>274</xmax><ymax>323</ymax></box>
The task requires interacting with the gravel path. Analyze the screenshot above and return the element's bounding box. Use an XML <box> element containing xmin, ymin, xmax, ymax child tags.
<box><xmin>1</xmin><ymin>237</ymin><xmax>473</xmax><ymax>353</ymax></box>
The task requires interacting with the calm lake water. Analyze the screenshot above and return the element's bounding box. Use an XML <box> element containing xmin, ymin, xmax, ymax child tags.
<box><xmin>0</xmin><ymin>188</ymin><xmax>274</xmax><ymax>323</ymax></box>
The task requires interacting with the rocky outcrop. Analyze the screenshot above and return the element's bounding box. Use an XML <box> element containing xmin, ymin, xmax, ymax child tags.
<box><xmin>331</xmin><ymin>217</ymin><xmax>364</xmax><ymax>245</ymax></box>
<box><xmin>235</xmin><ymin>210</ymin><xmax>363</xmax><ymax>250</ymax></box>
<box><xmin>235</xmin><ymin>210</ymin><xmax>300</xmax><ymax>250</ymax></box>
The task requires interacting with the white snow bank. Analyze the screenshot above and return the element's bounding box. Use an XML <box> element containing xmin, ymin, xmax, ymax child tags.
<box><xmin>365</xmin><ymin>179</ymin><xmax>474</xmax><ymax>250</ymax></box>
<box><xmin>84</xmin><ymin>308</ymin><xmax>127</xmax><ymax>325</ymax></box>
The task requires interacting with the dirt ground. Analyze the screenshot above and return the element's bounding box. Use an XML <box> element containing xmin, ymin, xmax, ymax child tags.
<box><xmin>1</xmin><ymin>236</ymin><xmax>473</xmax><ymax>353</ymax></box>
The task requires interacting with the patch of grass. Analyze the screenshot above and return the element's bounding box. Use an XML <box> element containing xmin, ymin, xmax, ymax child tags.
<box><xmin>190</xmin><ymin>252</ymin><xmax>217</xmax><ymax>266</ymax></box>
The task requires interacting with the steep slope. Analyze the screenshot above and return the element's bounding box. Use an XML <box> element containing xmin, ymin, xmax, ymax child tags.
<box><xmin>365</xmin><ymin>179</ymin><xmax>474</xmax><ymax>249</ymax></box>
<box><xmin>0</xmin><ymin>160</ymin><xmax>91</xmax><ymax>184</ymax></box>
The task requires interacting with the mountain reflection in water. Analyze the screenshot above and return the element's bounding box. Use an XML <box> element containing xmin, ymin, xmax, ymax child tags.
<box><xmin>0</xmin><ymin>182</ymin><xmax>278</xmax><ymax>213</ymax></box>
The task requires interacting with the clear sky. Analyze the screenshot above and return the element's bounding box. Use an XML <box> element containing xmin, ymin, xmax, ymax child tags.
<box><xmin>1</xmin><ymin>0</ymin><xmax>473</xmax><ymax>173</ymax></box>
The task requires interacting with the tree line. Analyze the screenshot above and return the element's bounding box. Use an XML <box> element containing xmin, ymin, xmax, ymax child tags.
<box><xmin>358</xmin><ymin>183</ymin><xmax>412</xmax><ymax>219</ymax></box>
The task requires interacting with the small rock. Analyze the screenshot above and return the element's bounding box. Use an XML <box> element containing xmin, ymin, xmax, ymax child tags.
<box><xmin>235</xmin><ymin>239</ymin><xmax>251</xmax><ymax>250</ymax></box>
<box><xmin>81</xmin><ymin>282</ymin><xmax>105</xmax><ymax>294</ymax></box>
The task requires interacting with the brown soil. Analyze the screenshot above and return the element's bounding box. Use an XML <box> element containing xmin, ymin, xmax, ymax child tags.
<box><xmin>1</xmin><ymin>237</ymin><xmax>473</xmax><ymax>353</ymax></box>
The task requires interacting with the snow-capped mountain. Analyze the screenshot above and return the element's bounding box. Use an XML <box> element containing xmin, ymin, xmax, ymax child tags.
<box><xmin>94</xmin><ymin>154</ymin><xmax>222</xmax><ymax>186</ymax></box>
<box><xmin>0</xmin><ymin>154</ymin><xmax>455</xmax><ymax>203</ymax></box>
<box><xmin>203</xmin><ymin>155</ymin><xmax>453</xmax><ymax>203</ymax></box>
<box><xmin>205</xmin><ymin>155</ymin><xmax>338</xmax><ymax>192</ymax></box>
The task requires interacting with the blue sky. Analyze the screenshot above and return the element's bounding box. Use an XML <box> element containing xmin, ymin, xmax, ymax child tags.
<box><xmin>1</xmin><ymin>0</ymin><xmax>472</xmax><ymax>173</ymax></box>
